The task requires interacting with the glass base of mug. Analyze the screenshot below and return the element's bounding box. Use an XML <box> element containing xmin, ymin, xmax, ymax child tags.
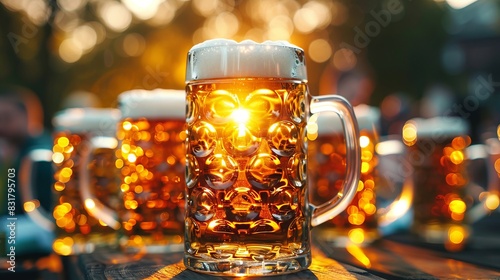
<box><xmin>313</xmin><ymin>227</ymin><xmax>380</xmax><ymax>247</ymax></box>
<box><xmin>184</xmin><ymin>253</ymin><xmax>311</xmax><ymax>276</ymax></box>
<box><xmin>120</xmin><ymin>235</ymin><xmax>184</xmax><ymax>254</ymax></box>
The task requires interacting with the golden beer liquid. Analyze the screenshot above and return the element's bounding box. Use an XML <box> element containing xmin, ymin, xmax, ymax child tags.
<box><xmin>309</xmin><ymin>130</ymin><xmax>378</xmax><ymax>241</ymax></box>
<box><xmin>185</xmin><ymin>79</ymin><xmax>310</xmax><ymax>263</ymax></box>
<box><xmin>117</xmin><ymin>118</ymin><xmax>185</xmax><ymax>250</ymax></box>
<box><xmin>52</xmin><ymin>132</ymin><xmax>120</xmax><ymax>255</ymax></box>
<box><xmin>409</xmin><ymin>136</ymin><xmax>470</xmax><ymax>227</ymax></box>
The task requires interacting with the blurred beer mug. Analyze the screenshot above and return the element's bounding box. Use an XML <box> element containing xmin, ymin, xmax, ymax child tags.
<box><xmin>309</xmin><ymin>105</ymin><xmax>410</xmax><ymax>245</ymax></box>
<box><xmin>402</xmin><ymin>117</ymin><xmax>497</xmax><ymax>251</ymax></box>
<box><xmin>184</xmin><ymin>39</ymin><xmax>361</xmax><ymax>276</ymax></box>
<box><xmin>117</xmin><ymin>89</ymin><xmax>185</xmax><ymax>253</ymax></box>
<box><xmin>51</xmin><ymin>108</ymin><xmax>121</xmax><ymax>256</ymax></box>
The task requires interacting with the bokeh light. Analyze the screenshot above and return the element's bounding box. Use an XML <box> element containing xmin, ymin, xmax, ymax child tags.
<box><xmin>333</xmin><ymin>48</ymin><xmax>357</xmax><ymax>71</ymax></box>
<box><xmin>122</xmin><ymin>0</ymin><xmax>163</xmax><ymax>20</ymax></box>
<box><xmin>98</xmin><ymin>1</ymin><xmax>132</xmax><ymax>32</ymax></box>
<box><xmin>58</xmin><ymin>0</ymin><xmax>87</xmax><ymax>12</ymax></box>
<box><xmin>309</xmin><ymin>39</ymin><xmax>333</xmax><ymax>63</ymax></box>
<box><xmin>446</xmin><ymin>0</ymin><xmax>477</xmax><ymax>9</ymax></box>
<box><xmin>402</xmin><ymin>122</ymin><xmax>417</xmax><ymax>146</ymax></box>
<box><xmin>58</xmin><ymin>39</ymin><xmax>83</xmax><ymax>63</ymax></box>
<box><xmin>121</xmin><ymin>33</ymin><xmax>147</xmax><ymax>57</ymax></box>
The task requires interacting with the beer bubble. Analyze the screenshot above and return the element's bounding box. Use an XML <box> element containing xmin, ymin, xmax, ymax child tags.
<box><xmin>286</xmin><ymin>88</ymin><xmax>306</xmax><ymax>124</ymax></box>
<box><xmin>245</xmin><ymin>89</ymin><xmax>282</xmax><ymax>124</ymax></box>
<box><xmin>222</xmin><ymin>124</ymin><xmax>260</xmax><ymax>156</ymax></box>
<box><xmin>204</xmin><ymin>154</ymin><xmax>238</xmax><ymax>190</ymax></box>
<box><xmin>204</xmin><ymin>90</ymin><xmax>239</xmax><ymax>124</ymax></box>
<box><xmin>226</xmin><ymin>188</ymin><xmax>261</xmax><ymax>221</ymax></box>
<box><xmin>186</xmin><ymin>154</ymin><xmax>200</xmax><ymax>188</ymax></box>
<box><xmin>186</xmin><ymin>94</ymin><xmax>199</xmax><ymax>124</ymax></box>
<box><xmin>267</xmin><ymin>121</ymin><xmax>298</xmax><ymax>157</ymax></box>
<box><xmin>246</xmin><ymin>154</ymin><xmax>283</xmax><ymax>189</ymax></box>
<box><xmin>189</xmin><ymin>121</ymin><xmax>217</xmax><ymax>157</ymax></box>
<box><xmin>286</xmin><ymin>217</ymin><xmax>305</xmax><ymax>243</ymax></box>
<box><xmin>190</xmin><ymin>187</ymin><xmax>217</xmax><ymax>222</ymax></box>
<box><xmin>270</xmin><ymin>187</ymin><xmax>298</xmax><ymax>221</ymax></box>
<box><xmin>287</xmin><ymin>153</ymin><xmax>307</xmax><ymax>188</ymax></box>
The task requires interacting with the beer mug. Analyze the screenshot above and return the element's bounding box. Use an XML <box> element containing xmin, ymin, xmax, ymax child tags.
<box><xmin>308</xmin><ymin>105</ymin><xmax>409</xmax><ymax>245</ymax></box>
<box><xmin>117</xmin><ymin>89</ymin><xmax>185</xmax><ymax>253</ymax></box>
<box><xmin>402</xmin><ymin>117</ymin><xmax>496</xmax><ymax>251</ymax></box>
<box><xmin>184</xmin><ymin>39</ymin><xmax>361</xmax><ymax>276</ymax></box>
<box><xmin>51</xmin><ymin>108</ymin><xmax>121</xmax><ymax>255</ymax></box>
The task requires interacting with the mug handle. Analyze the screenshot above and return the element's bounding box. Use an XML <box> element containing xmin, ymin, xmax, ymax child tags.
<box><xmin>308</xmin><ymin>95</ymin><xmax>361</xmax><ymax>227</ymax></box>
<box><xmin>375</xmin><ymin>138</ymin><xmax>414</xmax><ymax>227</ymax></box>
<box><xmin>79</xmin><ymin>136</ymin><xmax>120</xmax><ymax>230</ymax></box>
<box><xmin>19</xmin><ymin>148</ymin><xmax>55</xmax><ymax>231</ymax></box>
<box><xmin>465</xmin><ymin>142</ymin><xmax>500</xmax><ymax>223</ymax></box>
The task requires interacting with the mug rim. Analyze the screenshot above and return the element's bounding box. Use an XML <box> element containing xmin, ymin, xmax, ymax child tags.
<box><xmin>188</xmin><ymin>39</ymin><xmax>304</xmax><ymax>53</ymax></box>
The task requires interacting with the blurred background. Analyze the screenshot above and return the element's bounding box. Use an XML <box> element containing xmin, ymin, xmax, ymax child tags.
<box><xmin>0</xmin><ymin>0</ymin><xmax>500</xmax><ymax>277</ymax></box>
<box><xmin>0</xmin><ymin>0</ymin><xmax>499</xmax><ymax>141</ymax></box>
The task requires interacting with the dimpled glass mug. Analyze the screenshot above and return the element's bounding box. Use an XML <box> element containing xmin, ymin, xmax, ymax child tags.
<box><xmin>184</xmin><ymin>39</ymin><xmax>361</xmax><ymax>276</ymax></box>
<box><xmin>403</xmin><ymin>117</ymin><xmax>476</xmax><ymax>251</ymax></box>
<box><xmin>117</xmin><ymin>89</ymin><xmax>186</xmax><ymax>253</ymax></box>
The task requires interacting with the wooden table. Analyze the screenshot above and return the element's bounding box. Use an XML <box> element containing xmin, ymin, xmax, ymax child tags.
<box><xmin>58</xmin><ymin>233</ymin><xmax>500</xmax><ymax>280</ymax></box>
<box><xmin>5</xmin><ymin>213</ymin><xmax>500</xmax><ymax>279</ymax></box>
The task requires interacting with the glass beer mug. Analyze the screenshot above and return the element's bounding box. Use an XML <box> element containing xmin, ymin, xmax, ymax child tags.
<box><xmin>184</xmin><ymin>39</ymin><xmax>361</xmax><ymax>276</ymax></box>
<box><xmin>51</xmin><ymin>108</ymin><xmax>121</xmax><ymax>255</ymax></box>
<box><xmin>116</xmin><ymin>89</ymin><xmax>186</xmax><ymax>253</ymax></box>
<box><xmin>402</xmin><ymin>117</ymin><xmax>496</xmax><ymax>251</ymax></box>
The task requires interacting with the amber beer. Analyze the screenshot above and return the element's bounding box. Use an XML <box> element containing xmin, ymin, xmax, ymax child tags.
<box><xmin>117</xmin><ymin>89</ymin><xmax>185</xmax><ymax>252</ymax></box>
<box><xmin>184</xmin><ymin>39</ymin><xmax>361</xmax><ymax>276</ymax></box>
<box><xmin>186</xmin><ymin>80</ymin><xmax>308</xmax><ymax>248</ymax></box>
<box><xmin>309</xmin><ymin>105</ymin><xmax>380</xmax><ymax>244</ymax></box>
<box><xmin>403</xmin><ymin>117</ymin><xmax>471</xmax><ymax>250</ymax></box>
<box><xmin>51</xmin><ymin>108</ymin><xmax>121</xmax><ymax>255</ymax></box>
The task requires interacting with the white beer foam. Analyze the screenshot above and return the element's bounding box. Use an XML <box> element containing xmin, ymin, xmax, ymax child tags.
<box><xmin>186</xmin><ymin>39</ymin><xmax>307</xmax><ymax>81</ymax></box>
<box><xmin>53</xmin><ymin>108</ymin><xmax>120</xmax><ymax>134</ymax></box>
<box><xmin>118</xmin><ymin>89</ymin><xmax>185</xmax><ymax>119</ymax></box>
<box><xmin>411</xmin><ymin>117</ymin><xmax>469</xmax><ymax>137</ymax></box>
<box><xmin>315</xmin><ymin>104</ymin><xmax>380</xmax><ymax>134</ymax></box>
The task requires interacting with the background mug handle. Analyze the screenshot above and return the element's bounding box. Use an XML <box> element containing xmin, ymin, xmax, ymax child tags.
<box><xmin>79</xmin><ymin>136</ymin><xmax>120</xmax><ymax>230</ymax></box>
<box><xmin>19</xmin><ymin>148</ymin><xmax>55</xmax><ymax>232</ymax></box>
<box><xmin>465</xmin><ymin>142</ymin><xmax>500</xmax><ymax>223</ymax></box>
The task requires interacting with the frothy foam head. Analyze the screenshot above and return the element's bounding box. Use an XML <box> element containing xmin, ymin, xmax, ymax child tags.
<box><xmin>411</xmin><ymin>117</ymin><xmax>469</xmax><ymax>137</ymax></box>
<box><xmin>186</xmin><ymin>39</ymin><xmax>307</xmax><ymax>82</ymax></box>
<box><xmin>118</xmin><ymin>89</ymin><xmax>185</xmax><ymax>119</ymax></box>
<box><xmin>53</xmin><ymin>108</ymin><xmax>120</xmax><ymax>134</ymax></box>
